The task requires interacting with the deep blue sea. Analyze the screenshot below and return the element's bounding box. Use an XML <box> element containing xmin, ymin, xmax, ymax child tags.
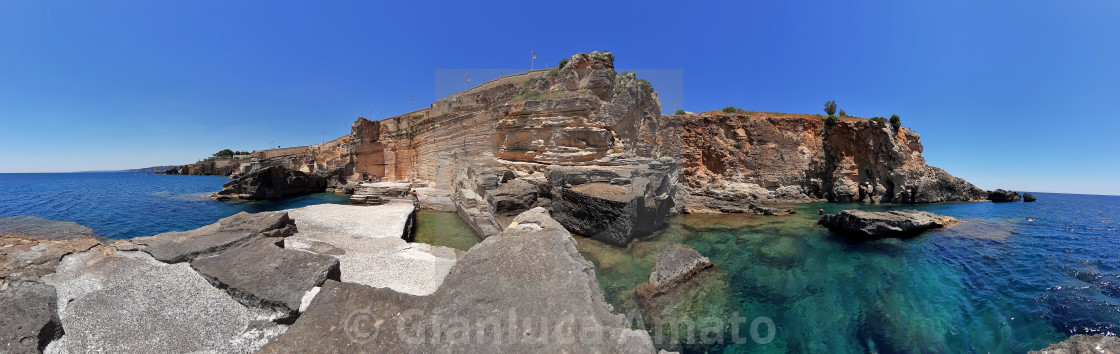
<box><xmin>0</xmin><ymin>172</ymin><xmax>348</xmax><ymax>239</ymax></box>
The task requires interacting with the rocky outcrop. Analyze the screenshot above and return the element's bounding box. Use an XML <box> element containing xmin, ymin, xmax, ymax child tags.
<box><xmin>818</xmin><ymin>209</ymin><xmax>958</xmax><ymax>238</ymax></box>
<box><xmin>1</xmin><ymin>236</ymin><xmax>101</xmax><ymax>284</ymax></box>
<box><xmin>1029</xmin><ymin>334</ymin><xmax>1120</xmax><ymax>354</ymax></box>
<box><xmin>635</xmin><ymin>245</ymin><xmax>713</xmax><ymax>300</ymax></box>
<box><xmin>988</xmin><ymin>189</ymin><xmax>1022</xmax><ymax>202</ymax></box>
<box><xmin>1024</xmin><ymin>193</ymin><xmax>1037</xmax><ymax>202</ymax></box>
<box><xmin>132</xmin><ymin>211</ymin><xmax>296</xmax><ymax>263</ymax></box>
<box><xmin>213</xmin><ymin>165</ymin><xmax>343</xmax><ymax>201</ymax></box>
<box><xmin>261</xmin><ymin>208</ymin><xmax>656</xmax><ymax>352</ymax></box>
<box><xmin>547</xmin><ymin>159</ymin><xmax>677</xmax><ymax>245</ymax></box>
<box><xmin>0</xmin><ymin>283</ymin><xmax>63</xmax><ymax>353</ymax></box>
<box><xmin>348</xmin><ymin>181</ymin><xmax>412</xmax><ymax>205</ymax></box>
<box><xmin>661</xmin><ymin>113</ymin><xmax>987</xmax><ymax>212</ymax></box>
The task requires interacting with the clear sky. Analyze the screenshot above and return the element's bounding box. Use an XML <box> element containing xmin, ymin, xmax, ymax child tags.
<box><xmin>1</xmin><ymin>1</ymin><xmax>1117</xmax><ymax>195</ymax></box>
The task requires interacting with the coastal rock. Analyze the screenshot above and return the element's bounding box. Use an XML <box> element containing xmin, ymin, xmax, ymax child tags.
<box><xmin>1024</xmin><ymin>193</ymin><xmax>1037</xmax><ymax>202</ymax></box>
<box><xmin>0</xmin><ymin>237</ymin><xmax>101</xmax><ymax>283</ymax></box>
<box><xmin>413</xmin><ymin>187</ymin><xmax>456</xmax><ymax>212</ymax></box>
<box><xmin>748</xmin><ymin>202</ymin><xmax>796</xmax><ymax>216</ymax></box>
<box><xmin>486</xmin><ymin>178</ymin><xmax>540</xmax><ymax>215</ymax></box>
<box><xmin>818</xmin><ymin>209</ymin><xmax>957</xmax><ymax>238</ymax></box>
<box><xmin>191</xmin><ymin>237</ymin><xmax>341</xmax><ymax>316</ymax></box>
<box><xmin>43</xmin><ymin>250</ymin><xmax>285</xmax><ymax>353</ymax></box>
<box><xmin>1029</xmin><ymin>334</ymin><xmax>1120</xmax><ymax>354</ymax></box>
<box><xmin>450</xmin><ymin>160</ymin><xmax>507</xmax><ymax>238</ymax></box>
<box><xmin>988</xmin><ymin>189</ymin><xmax>1022</xmax><ymax>203</ymax></box>
<box><xmin>282</xmin><ymin>204</ymin><xmax>457</xmax><ymax>296</ymax></box>
<box><xmin>132</xmin><ymin>211</ymin><xmax>296</xmax><ymax>263</ymax></box>
<box><xmin>213</xmin><ymin>165</ymin><xmax>330</xmax><ymax>201</ymax></box>
<box><xmin>548</xmin><ymin>159</ymin><xmax>677</xmax><ymax>246</ymax></box>
<box><xmin>0</xmin><ymin>283</ymin><xmax>63</xmax><ymax>353</ymax></box>
<box><xmin>349</xmin><ymin>181</ymin><xmax>411</xmax><ymax>205</ymax></box>
<box><xmin>261</xmin><ymin>208</ymin><xmax>656</xmax><ymax>352</ymax></box>
<box><xmin>635</xmin><ymin>245</ymin><xmax>713</xmax><ymax>299</ymax></box>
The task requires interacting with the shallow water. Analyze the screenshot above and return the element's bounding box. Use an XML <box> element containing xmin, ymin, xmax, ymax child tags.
<box><xmin>413</xmin><ymin>210</ymin><xmax>480</xmax><ymax>251</ymax></box>
<box><xmin>0</xmin><ymin>172</ymin><xmax>349</xmax><ymax>238</ymax></box>
<box><xmin>579</xmin><ymin>193</ymin><xmax>1120</xmax><ymax>353</ymax></box>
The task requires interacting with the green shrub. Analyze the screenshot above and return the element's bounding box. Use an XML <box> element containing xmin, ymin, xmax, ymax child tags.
<box><xmin>722</xmin><ymin>106</ymin><xmax>746</xmax><ymax>114</ymax></box>
<box><xmin>825</xmin><ymin>115</ymin><xmax>840</xmax><ymax>126</ymax></box>
<box><xmin>674</xmin><ymin>109</ymin><xmax>686</xmax><ymax>115</ymax></box>
<box><xmin>823</xmin><ymin>100</ymin><xmax>837</xmax><ymax>116</ymax></box>
<box><xmin>838</xmin><ymin>109</ymin><xmax>847</xmax><ymax>117</ymax></box>
<box><xmin>889</xmin><ymin>114</ymin><xmax>901</xmax><ymax>131</ymax></box>
<box><xmin>733</xmin><ymin>143</ymin><xmax>744</xmax><ymax>149</ymax></box>
<box><xmin>868</xmin><ymin>116</ymin><xmax>887</xmax><ymax>124</ymax></box>
<box><xmin>557</xmin><ymin>58</ymin><xmax>569</xmax><ymax>69</ymax></box>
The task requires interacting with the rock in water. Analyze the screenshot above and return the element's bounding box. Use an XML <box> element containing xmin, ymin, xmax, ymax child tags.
<box><xmin>213</xmin><ymin>165</ymin><xmax>332</xmax><ymax>201</ymax></box>
<box><xmin>988</xmin><ymin>189</ymin><xmax>1022</xmax><ymax>203</ymax></box>
<box><xmin>0</xmin><ymin>283</ymin><xmax>63</xmax><ymax>353</ymax></box>
<box><xmin>261</xmin><ymin>208</ymin><xmax>656</xmax><ymax>352</ymax></box>
<box><xmin>547</xmin><ymin>160</ymin><xmax>677</xmax><ymax>246</ymax></box>
<box><xmin>818</xmin><ymin>209</ymin><xmax>957</xmax><ymax>238</ymax></box>
<box><xmin>1023</xmin><ymin>193</ymin><xmax>1037</xmax><ymax>202</ymax></box>
<box><xmin>636</xmin><ymin>245</ymin><xmax>713</xmax><ymax>299</ymax></box>
<box><xmin>1028</xmin><ymin>334</ymin><xmax>1120</xmax><ymax>353</ymax></box>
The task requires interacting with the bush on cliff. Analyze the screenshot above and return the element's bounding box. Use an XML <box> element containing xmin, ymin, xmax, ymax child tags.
<box><xmin>825</xmin><ymin>115</ymin><xmax>840</xmax><ymax>126</ymax></box>
<box><xmin>890</xmin><ymin>114</ymin><xmax>902</xmax><ymax>132</ymax></box>
<box><xmin>868</xmin><ymin>116</ymin><xmax>887</xmax><ymax>124</ymax></box>
<box><xmin>674</xmin><ymin>109</ymin><xmax>686</xmax><ymax>115</ymax></box>
<box><xmin>823</xmin><ymin>100</ymin><xmax>838</xmax><ymax>116</ymax></box>
<box><xmin>557</xmin><ymin>58</ymin><xmax>569</xmax><ymax>69</ymax></box>
<box><xmin>839</xmin><ymin>109</ymin><xmax>847</xmax><ymax>117</ymax></box>
<box><xmin>722</xmin><ymin>106</ymin><xmax>746</xmax><ymax>114</ymax></box>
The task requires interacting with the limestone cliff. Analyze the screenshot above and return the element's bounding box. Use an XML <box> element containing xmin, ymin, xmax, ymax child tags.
<box><xmin>659</xmin><ymin>113</ymin><xmax>986</xmax><ymax>213</ymax></box>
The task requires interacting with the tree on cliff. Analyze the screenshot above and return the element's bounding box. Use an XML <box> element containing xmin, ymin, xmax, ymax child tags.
<box><xmin>890</xmin><ymin>114</ymin><xmax>902</xmax><ymax>132</ymax></box>
<box><xmin>823</xmin><ymin>100</ymin><xmax>838</xmax><ymax>116</ymax></box>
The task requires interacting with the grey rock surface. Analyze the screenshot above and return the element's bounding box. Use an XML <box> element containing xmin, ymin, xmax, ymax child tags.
<box><xmin>644</xmin><ymin>245</ymin><xmax>713</xmax><ymax>293</ymax></box>
<box><xmin>818</xmin><ymin>209</ymin><xmax>957</xmax><ymax>238</ymax></box>
<box><xmin>548</xmin><ymin>159</ymin><xmax>677</xmax><ymax>246</ymax></box>
<box><xmin>1029</xmin><ymin>334</ymin><xmax>1120</xmax><ymax>354</ymax></box>
<box><xmin>261</xmin><ymin>207</ymin><xmax>656</xmax><ymax>353</ymax></box>
<box><xmin>214</xmin><ymin>165</ymin><xmax>334</xmax><ymax>201</ymax></box>
<box><xmin>486</xmin><ymin>178</ymin><xmax>540</xmax><ymax>215</ymax></box>
<box><xmin>43</xmin><ymin>250</ymin><xmax>285</xmax><ymax>353</ymax></box>
<box><xmin>0</xmin><ymin>283</ymin><xmax>62</xmax><ymax>354</ymax></box>
<box><xmin>0</xmin><ymin>237</ymin><xmax>101</xmax><ymax>283</ymax></box>
<box><xmin>132</xmin><ymin>211</ymin><xmax>295</xmax><ymax>263</ymax></box>
<box><xmin>191</xmin><ymin>237</ymin><xmax>341</xmax><ymax>316</ymax></box>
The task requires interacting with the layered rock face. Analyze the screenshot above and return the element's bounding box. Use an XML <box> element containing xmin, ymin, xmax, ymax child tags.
<box><xmin>661</xmin><ymin>113</ymin><xmax>987</xmax><ymax>212</ymax></box>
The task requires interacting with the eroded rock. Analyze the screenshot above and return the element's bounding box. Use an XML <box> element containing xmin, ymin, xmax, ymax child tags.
<box><xmin>548</xmin><ymin>159</ymin><xmax>677</xmax><ymax>246</ymax></box>
<box><xmin>1029</xmin><ymin>334</ymin><xmax>1120</xmax><ymax>354</ymax></box>
<box><xmin>132</xmin><ymin>211</ymin><xmax>295</xmax><ymax>263</ymax></box>
<box><xmin>818</xmin><ymin>209</ymin><xmax>957</xmax><ymax>238</ymax></box>
<box><xmin>635</xmin><ymin>245</ymin><xmax>713</xmax><ymax>300</ymax></box>
<box><xmin>988</xmin><ymin>189</ymin><xmax>1022</xmax><ymax>203</ymax></box>
<box><xmin>0</xmin><ymin>283</ymin><xmax>62</xmax><ymax>353</ymax></box>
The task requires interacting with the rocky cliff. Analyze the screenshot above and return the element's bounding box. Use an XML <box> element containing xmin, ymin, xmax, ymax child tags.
<box><xmin>659</xmin><ymin>113</ymin><xmax>986</xmax><ymax>213</ymax></box>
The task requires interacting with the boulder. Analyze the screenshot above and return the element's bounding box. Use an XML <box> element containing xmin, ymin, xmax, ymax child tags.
<box><xmin>213</xmin><ymin>165</ymin><xmax>329</xmax><ymax>201</ymax></box>
<box><xmin>1029</xmin><ymin>334</ymin><xmax>1120</xmax><ymax>354</ymax></box>
<box><xmin>1023</xmin><ymin>193</ymin><xmax>1037</xmax><ymax>202</ymax></box>
<box><xmin>988</xmin><ymin>189</ymin><xmax>1022</xmax><ymax>203</ymax></box>
<box><xmin>42</xmin><ymin>250</ymin><xmax>285</xmax><ymax>353</ymax></box>
<box><xmin>261</xmin><ymin>208</ymin><xmax>656</xmax><ymax>352</ymax></box>
<box><xmin>635</xmin><ymin>245</ymin><xmax>713</xmax><ymax>300</ymax></box>
<box><xmin>191</xmin><ymin>237</ymin><xmax>341</xmax><ymax>317</ymax></box>
<box><xmin>818</xmin><ymin>209</ymin><xmax>958</xmax><ymax>238</ymax></box>
<box><xmin>486</xmin><ymin>178</ymin><xmax>540</xmax><ymax>215</ymax></box>
<box><xmin>0</xmin><ymin>283</ymin><xmax>63</xmax><ymax>353</ymax></box>
<box><xmin>132</xmin><ymin>211</ymin><xmax>296</xmax><ymax>263</ymax></box>
<box><xmin>548</xmin><ymin>159</ymin><xmax>677</xmax><ymax>246</ymax></box>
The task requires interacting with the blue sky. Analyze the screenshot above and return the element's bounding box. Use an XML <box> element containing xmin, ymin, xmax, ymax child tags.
<box><xmin>1</xmin><ymin>1</ymin><xmax>1117</xmax><ymax>195</ymax></box>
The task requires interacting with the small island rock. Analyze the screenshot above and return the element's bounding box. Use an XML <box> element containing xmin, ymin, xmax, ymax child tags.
<box><xmin>988</xmin><ymin>189</ymin><xmax>1022</xmax><ymax>203</ymax></box>
<box><xmin>818</xmin><ymin>209</ymin><xmax>957</xmax><ymax>238</ymax></box>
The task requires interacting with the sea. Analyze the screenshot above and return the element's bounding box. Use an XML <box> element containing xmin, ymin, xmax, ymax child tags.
<box><xmin>1</xmin><ymin>172</ymin><xmax>1117</xmax><ymax>352</ymax></box>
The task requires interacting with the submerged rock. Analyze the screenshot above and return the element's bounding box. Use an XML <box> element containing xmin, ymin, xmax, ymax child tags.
<box><xmin>988</xmin><ymin>189</ymin><xmax>1022</xmax><ymax>203</ymax></box>
<box><xmin>261</xmin><ymin>208</ymin><xmax>656</xmax><ymax>352</ymax></box>
<box><xmin>0</xmin><ymin>283</ymin><xmax>62</xmax><ymax>353</ymax></box>
<box><xmin>636</xmin><ymin>245</ymin><xmax>713</xmax><ymax>300</ymax></box>
<box><xmin>1024</xmin><ymin>193</ymin><xmax>1037</xmax><ymax>202</ymax></box>
<box><xmin>1029</xmin><ymin>334</ymin><xmax>1120</xmax><ymax>353</ymax></box>
<box><xmin>818</xmin><ymin>209</ymin><xmax>957</xmax><ymax>238</ymax></box>
<box><xmin>632</xmin><ymin>245</ymin><xmax>734</xmax><ymax>352</ymax></box>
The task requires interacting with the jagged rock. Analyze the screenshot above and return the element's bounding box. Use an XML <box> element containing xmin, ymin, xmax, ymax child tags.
<box><xmin>213</xmin><ymin>165</ymin><xmax>330</xmax><ymax>201</ymax></box>
<box><xmin>635</xmin><ymin>245</ymin><xmax>713</xmax><ymax>300</ymax></box>
<box><xmin>487</xmin><ymin>178</ymin><xmax>540</xmax><ymax>215</ymax></box>
<box><xmin>261</xmin><ymin>208</ymin><xmax>656</xmax><ymax>353</ymax></box>
<box><xmin>988</xmin><ymin>189</ymin><xmax>1022</xmax><ymax>203</ymax></box>
<box><xmin>818</xmin><ymin>210</ymin><xmax>958</xmax><ymax>238</ymax></box>
<box><xmin>132</xmin><ymin>211</ymin><xmax>296</xmax><ymax>263</ymax></box>
<box><xmin>0</xmin><ymin>237</ymin><xmax>101</xmax><ymax>283</ymax></box>
<box><xmin>191</xmin><ymin>237</ymin><xmax>341</xmax><ymax>317</ymax></box>
<box><xmin>450</xmin><ymin>160</ymin><xmax>506</xmax><ymax>238</ymax></box>
<box><xmin>43</xmin><ymin>250</ymin><xmax>285</xmax><ymax>353</ymax></box>
<box><xmin>548</xmin><ymin>159</ymin><xmax>677</xmax><ymax>246</ymax></box>
<box><xmin>747</xmin><ymin>202</ymin><xmax>796</xmax><ymax>216</ymax></box>
<box><xmin>1024</xmin><ymin>193</ymin><xmax>1037</xmax><ymax>202</ymax></box>
<box><xmin>413</xmin><ymin>187</ymin><xmax>456</xmax><ymax>212</ymax></box>
<box><xmin>1029</xmin><ymin>334</ymin><xmax>1120</xmax><ymax>354</ymax></box>
<box><xmin>0</xmin><ymin>283</ymin><xmax>62</xmax><ymax>353</ymax></box>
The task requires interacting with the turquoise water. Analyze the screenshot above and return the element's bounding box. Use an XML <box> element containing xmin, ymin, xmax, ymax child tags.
<box><xmin>579</xmin><ymin>193</ymin><xmax>1120</xmax><ymax>353</ymax></box>
<box><xmin>0</xmin><ymin>172</ymin><xmax>349</xmax><ymax>238</ymax></box>
<box><xmin>413</xmin><ymin>210</ymin><xmax>480</xmax><ymax>251</ymax></box>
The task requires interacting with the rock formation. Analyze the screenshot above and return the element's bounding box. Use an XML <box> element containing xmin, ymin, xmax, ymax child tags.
<box><xmin>1024</xmin><ymin>193</ymin><xmax>1037</xmax><ymax>202</ymax></box>
<box><xmin>818</xmin><ymin>209</ymin><xmax>958</xmax><ymax>238</ymax></box>
<box><xmin>635</xmin><ymin>245</ymin><xmax>713</xmax><ymax>300</ymax></box>
<box><xmin>632</xmin><ymin>244</ymin><xmax>734</xmax><ymax>351</ymax></box>
<box><xmin>988</xmin><ymin>189</ymin><xmax>1023</xmax><ymax>202</ymax></box>
<box><xmin>1029</xmin><ymin>334</ymin><xmax>1120</xmax><ymax>354</ymax></box>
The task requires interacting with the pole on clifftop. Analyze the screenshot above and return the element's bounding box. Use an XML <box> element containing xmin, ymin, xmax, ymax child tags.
<box><xmin>531</xmin><ymin>50</ymin><xmax>536</xmax><ymax>70</ymax></box>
